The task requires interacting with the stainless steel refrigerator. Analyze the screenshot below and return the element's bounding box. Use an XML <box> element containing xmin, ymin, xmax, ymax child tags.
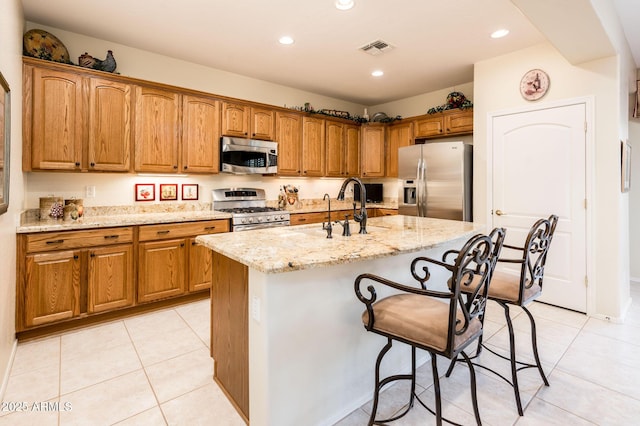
<box><xmin>398</xmin><ymin>141</ymin><xmax>472</xmax><ymax>221</ymax></box>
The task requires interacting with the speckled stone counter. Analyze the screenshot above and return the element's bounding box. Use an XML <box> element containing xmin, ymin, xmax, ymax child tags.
<box><xmin>202</xmin><ymin>214</ymin><xmax>485</xmax><ymax>426</ymax></box>
<box><xmin>196</xmin><ymin>215</ymin><xmax>482</xmax><ymax>273</ymax></box>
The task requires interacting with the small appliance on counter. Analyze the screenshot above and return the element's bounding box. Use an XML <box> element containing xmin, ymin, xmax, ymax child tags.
<box><xmin>354</xmin><ymin>183</ymin><xmax>383</xmax><ymax>203</ymax></box>
<box><xmin>212</xmin><ymin>188</ymin><xmax>290</xmax><ymax>232</ymax></box>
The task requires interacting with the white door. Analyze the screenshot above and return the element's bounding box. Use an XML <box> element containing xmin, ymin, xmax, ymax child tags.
<box><xmin>492</xmin><ymin>103</ymin><xmax>587</xmax><ymax>312</ymax></box>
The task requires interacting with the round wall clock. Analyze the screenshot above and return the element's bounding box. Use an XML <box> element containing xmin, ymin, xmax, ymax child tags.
<box><xmin>519</xmin><ymin>69</ymin><xmax>550</xmax><ymax>101</ymax></box>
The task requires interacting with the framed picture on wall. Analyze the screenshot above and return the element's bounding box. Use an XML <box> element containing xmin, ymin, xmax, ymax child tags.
<box><xmin>0</xmin><ymin>71</ymin><xmax>10</xmax><ymax>215</ymax></box>
<box><xmin>135</xmin><ymin>184</ymin><xmax>155</xmax><ymax>201</ymax></box>
<box><xmin>182</xmin><ymin>184</ymin><xmax>199</xmax><ymax>200</ymax></box>
<box><xmin>621</xmin><ymin>140</ymin><xmax>632</xmax><ymax>193</ymax></box>
<box><xmin>160</xmin><ymin>184</ymin><xmax>178</xmax><ymax>201</ymax></box>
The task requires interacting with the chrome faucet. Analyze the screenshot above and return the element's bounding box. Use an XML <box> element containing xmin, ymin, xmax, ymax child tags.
<box><xmin>322</xmin><ymin>193</ymin><xmax>333</xmax><ymax>238</ymax></box>
<box><xmin>337</xmin><ymin>177</ymin><xmax>367</xmax><ymax>234</ymax></box>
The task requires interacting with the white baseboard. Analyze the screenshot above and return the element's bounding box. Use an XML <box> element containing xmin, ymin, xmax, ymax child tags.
<box><xmin>0</xmin><ymin>339</ymin><xmax>18</xmax><ymax>401</ymax></box>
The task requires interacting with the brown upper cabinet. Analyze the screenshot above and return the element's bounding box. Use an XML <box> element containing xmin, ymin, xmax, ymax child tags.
<box><xmin>181</xmin><ymin>95</ymin><xmax>221</xmax><ymax>173</ymax></box>
<box><xmin>23</xmin><ymin>61</ymin><xmax>132</xmax><ymax>172</ymax></box>
<box><xmin>134</xmin><ymin>86</ymin><xmax>181</xmax><ymax>173</ymax></box>
<box><xmin>413</xmin><ymin>109</ymin><xmax>473</xmax><ymax>139</ymax></box>
<box><xmin>326</xmin><ymin>121</ymin><xmax>360</xmax><ymax>177</ymax></box>
<box><xmin>222</xmin><ymin>102</ymin><xmax>275</xmax><ymax>141</ymax></box>
<box><xmin>301</xmin><ymin>116</ymin><xmax>325</xmax><ymax>176</ymax></box>
<box><xmin>386</xmin><ymin>121</ymin><xmax>413</xmax><ymax>177</ymax></box>
<box><xmin>276</xmin><ymin>111</ymin><xmax>303</xmax><ymax>176</ymax></box>
<box><xmin>360</xmin><ymin>124</ymin><xmax>385</xmax><ymax>178</ymax></box>
<box><xmin>134</xmin><ymin>87</ymin><xmax>221</xmax><ymax>174</ymax></box>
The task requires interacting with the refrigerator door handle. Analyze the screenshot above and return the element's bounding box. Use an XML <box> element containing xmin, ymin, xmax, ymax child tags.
<box><xmin>421</xmin><ymin>159</ymin><xmax>427</xmax><ymax>217</ymax></box>
<box><xmin>416</xmin><ymin>159</ymin><xmax>424</xmax><ymax>216</ymax></box>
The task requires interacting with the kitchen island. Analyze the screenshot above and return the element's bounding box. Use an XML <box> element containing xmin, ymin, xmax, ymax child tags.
<box><xmin>196</xmin><ymin>215</ymin><xmax>484</xmax><ymax>426</ymax></box>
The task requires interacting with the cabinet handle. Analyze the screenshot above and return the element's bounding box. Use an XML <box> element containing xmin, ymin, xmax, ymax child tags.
<box><xmin>298</xmin><ymin>218</ymin><xmax>307</xmax><ymax>222</ymax></box>
<box><xmin>74</xmin><ymin>255</ymin><xmax>79</xmax><ymax>260</ymax></box>
<box><xmin>180</xmin><ymin>243</ymin><xmax>185</xmax><ymax>247</ymax></box>
<box><xmin>204</xmin><ymin>226</ymin><xmax>217</xmax><ymax>231</ymax></box>
<box><xmin>157</xmin><ymin>230</ymin><xmax>170</xmax><ymax>235</ymax></box>
<box><xmin>173</xmin><ymin>165</ymin><xmax>178</xmax><ymax>169</ymax></box>
<box><xmin>46</xmin><ymin>239</ymin><xmax>64</xmax><ymax>245</ymax></box>
<box><xmin>75</xmin><ymin>162</ymin><xmax>81</xmax><ymax>167</ymax></box>
<box><xmin>90</xmin><ymin>253</ymin><xmax>95</xmax><ymax>258</ymax></box>
<box><xmin>103</xmin><ymin>235</ymin><xmax>120</xmax><ymax>240</ymax></box>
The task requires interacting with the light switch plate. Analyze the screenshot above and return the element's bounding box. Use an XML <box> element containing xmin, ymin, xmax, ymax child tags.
<box><xmin>85</xmin><ymin>186</ymin><xmax>96</xmax><ymax>198</ymax></box>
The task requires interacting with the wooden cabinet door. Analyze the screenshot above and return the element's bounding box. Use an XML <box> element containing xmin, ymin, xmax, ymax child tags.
<box><xmin>414</xmin><ymin>115</ymin><xmax>444</xmax><ymax>138</ymax></box>
<box><xmin>29</xmin><ymin>67</ymin><xmax>83</xmax><ymax>170</ymax></box>
<box><xmin>325</xmin><ymin>121</ymin><xmax>344</xmax><ymax>177</ymax></box>
<box><xmin>138</xmin><ymin>239</ymin><xmax>186</xmax><ymax>303</ymax></box>
<box><xmin>344</xmin><ymin>124</ymin><xmax>361</xmax><ymax>177</ymax></box>
<box><xmin>222</xmin><ymin>102</ymin><xmax>249</xmax><ymax>137</ymax></box>
<box><xmin>445</xmin><ymin>109</ymin><xmax>473</xmax><ymax>135</ymax></box>
<box><xmin>386</xmin><ymin>122</ymin><xmax>413</xmax><ymax>177</ymax></box>
<box><xmin>134</xmin><ymin>86</ymin><xmax>180</xmax><ymax>173</ymax></box>
<box><xmin>24</xmin><ymin>250</ymin><xmax>81</xmax><ymax>327</ymax></box>
<box><xmin>302</xmin><ymin>116</ymin><xmax>325</xmax><ymax>176</ymax></box>
<box><xmin>182</xmin><ymin>95</ymin><xmax>220</xmax><ymax>173</ymax></box>
<box><xmin>87</xmin><ymin>78</ymin><xmax>132</xmax><ymax>172</ymax></box>
<box><xmin>87</xmin><ymin>244</ymin><xmax>134</xmax><ymax>313</ymax></box>
<box><xmin>250</xmin><ymin>107</ymin><xmax>275</xmax><ymax>141</ymax></box>
<box><xmin>361</xmin><ymin>125</ymin><xmax>385</xmax><ymax>177</ymax></box>
<box><xmin>188</xmin><ymin>237</ymin><xmax>213</xmax><ymax>292</ymax></box>
<box><xmin>275</xmin><ymin>111</ymin><xmax>302</xmax><ymax>176</ymax></box>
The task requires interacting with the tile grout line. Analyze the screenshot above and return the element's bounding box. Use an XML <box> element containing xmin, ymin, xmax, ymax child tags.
<box><xmin>122</xmin><ymin>315</ymin><xmax>169</xmax><ymax>426</ymax></box>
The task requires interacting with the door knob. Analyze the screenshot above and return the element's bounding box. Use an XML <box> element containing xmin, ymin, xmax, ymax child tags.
<box><xmin>495</xmin><ymin>209</ymin><xmax>505</xmax><ymax>216</ymax></box>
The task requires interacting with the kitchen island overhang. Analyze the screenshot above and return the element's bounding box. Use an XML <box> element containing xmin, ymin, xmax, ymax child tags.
<box><xmin>196</xmin><ymin>215</ymin><xmax>484</xmax><ymax>426</ymax></box>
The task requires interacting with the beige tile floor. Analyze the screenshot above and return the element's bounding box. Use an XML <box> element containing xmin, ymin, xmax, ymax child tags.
<box><xmin>1</xmin><ymin>283</ymin><xmax>639</xmax><ymax>425</ymax></box>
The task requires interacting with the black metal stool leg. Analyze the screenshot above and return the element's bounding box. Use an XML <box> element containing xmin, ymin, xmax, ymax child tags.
<box><xmin>460</xmin><ymin>350</ymin><xmax>482</xmax><ymax>426</ymax></box>
<box><xmin>522</xmin><ymin>306</ymin><xmax>549</xmax><ymax>386</ymax></box>
<box><xmin>369</xmin><ymin>338</ymin><xmax>393</xmax><ymax>426</ymax></box>
<box><xmin>501</xmin><ymin>302</ymin><xmax>524</xmax><ymax>416</ymax></box>
<box><xmin>430</xmin><ymin>353</ymin><xmax>443</xmax><ymax>426</ymax></box>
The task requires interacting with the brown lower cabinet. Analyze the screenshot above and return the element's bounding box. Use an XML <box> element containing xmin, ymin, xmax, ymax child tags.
<box><xmin>16</xmin><ymin>219</ymin><xmax>229</xmax><ymax>337</ymax></box>
<box><xmin>289</xmin><ymin>208</ymin><xmax>396</xmax><ymax>225</ymax></box>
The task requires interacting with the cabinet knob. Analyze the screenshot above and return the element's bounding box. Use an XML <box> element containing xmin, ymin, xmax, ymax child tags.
<box><xmin>184</xmin><ymin>166</ymin><xmax>188</xmax><ymax>170</ymax></box>
<box><xmin>75</xmin><ymin>162</ymin><xmax>81</xmax><ymax>167</ymax></box>
<box><xmin>173</xmin><ymin>165</ymin><xmax>178</xmax><ymax>169</ymax></box>
<box><xmin>90</xmin><ymin>162</ymin><xmax>95</xmax><ymax>167</ymax></box>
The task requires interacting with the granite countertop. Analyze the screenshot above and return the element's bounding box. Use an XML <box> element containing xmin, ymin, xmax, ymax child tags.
<box><xmin>17</xmin><ymin>210</ymin><xmax>233</xmax><ymax>233</ymax></box>
<box><xmin>196</xmin><ymin>215</ymin><xmax>484</xmax><ymax>274</ymax></box>
<box><xmin>17</xmin><ymin>199</ymin><xmax>398</xmax><ymax>234</ymax></box>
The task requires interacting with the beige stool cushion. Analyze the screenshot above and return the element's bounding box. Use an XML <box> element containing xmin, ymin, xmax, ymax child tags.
<box><xmin>362</xmin><ymin>294</ymin><xmax>481</xmax><ymax>352</ymax></box>
<box><xmin>488</xmin><ymin>270</ymin><xmax>541</xmax><ymax>304</ymax></box>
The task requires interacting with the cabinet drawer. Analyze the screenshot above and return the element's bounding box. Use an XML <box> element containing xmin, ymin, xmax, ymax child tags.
<box><xmin>26</xmin><ymin>227</ymin><xmax>133</xmax><ymax>253</ymax></box>
<box><xmin>139</xmin><ymin>219</ymin><xmax>230</xmax><ymax>241</ymax></box>
<box><xmin>289</xmin><ymin>212</ymin><xmax>328</xmax><ymax>225</ymax></box>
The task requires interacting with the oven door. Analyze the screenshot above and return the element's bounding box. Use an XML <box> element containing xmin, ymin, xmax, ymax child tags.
<box><xmin>233</xmin><ymin>221</ymin><xmax>290</xmax><ymax>232</ymax></box>
<box><xmin>220</xmin><ymin>137</ymin><xmax>278</xmax><ymax>174</ymax></box>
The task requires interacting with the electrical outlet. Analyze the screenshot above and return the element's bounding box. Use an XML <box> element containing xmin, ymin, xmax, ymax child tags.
<box><xmin>251</xmin><ymin>296</ymin><xmax>261</xmax><ymax>322</ymax></box>
<box><xmin>85</xmin><ymin>186</ymin><xmax>96</xmax><ymax>198</ymax></box>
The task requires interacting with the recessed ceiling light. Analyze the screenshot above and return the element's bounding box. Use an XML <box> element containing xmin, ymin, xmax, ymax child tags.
<box><xmin>279</xmin><ymin>36</ymin><xmax>294</xmax><ymax>45</ymax></box>
<box><xmin>491</xmin><ymin>29</ymin><xmax>509</xmax><ymax>39</ymax></box>
<box><xmin>335</xmin><ymin>0</ymin><xmax>354</xmax><ymax>11</ymax></box>
<box><xmin>371</xmin><ymin>70</ymin><xmax>384</xmax><ymax>77</ymax></box>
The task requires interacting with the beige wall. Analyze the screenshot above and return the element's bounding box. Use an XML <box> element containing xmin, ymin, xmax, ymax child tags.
<box><xmin>0</xmin><ymin>0</ymin><xmax>24</xmax><ymax>396</ymax></box>
<box><xmin>474</xmin><ymin>41</ymin><xmax>631</xmax><ymax>319</ymax></box>
<box><xmin>629</xmin><ymin>117</ymin><xmax>640</xmax><ymax>282</ymax></box>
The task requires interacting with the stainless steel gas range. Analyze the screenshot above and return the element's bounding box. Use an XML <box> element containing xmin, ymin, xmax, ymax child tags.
<box><xmin>212</xmin><ymin>188</ymin><xmax>290</xmax><ymax>232</ymax></box>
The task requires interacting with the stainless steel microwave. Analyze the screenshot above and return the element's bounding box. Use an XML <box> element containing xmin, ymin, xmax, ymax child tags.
<box><xmin>220</xmin><ymin>136</ymin><xmax>278</xmax><ymax>174</ymax></box>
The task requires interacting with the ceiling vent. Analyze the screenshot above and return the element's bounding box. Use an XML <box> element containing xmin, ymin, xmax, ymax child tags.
<box><xmin>359</xmin><ymin>39</ymin><xmax>394</xmax><ymax>56</ymax></box>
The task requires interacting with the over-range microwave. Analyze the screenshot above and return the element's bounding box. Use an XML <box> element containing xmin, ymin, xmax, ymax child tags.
<box><xmin>220</xmin><ymin>136</ymin><xmax>278</xmax><ymax>174</ymax></box>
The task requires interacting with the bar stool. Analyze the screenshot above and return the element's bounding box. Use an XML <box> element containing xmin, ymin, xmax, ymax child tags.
<box><xmin>450</xmin><ymin>215</ymin><xmax>558</xmax><ymax>416</ymax></box>
<box><xmin>354</xmin><ymin>229</ymin><xmax>505</xmax><ymax>425</ymax></box>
